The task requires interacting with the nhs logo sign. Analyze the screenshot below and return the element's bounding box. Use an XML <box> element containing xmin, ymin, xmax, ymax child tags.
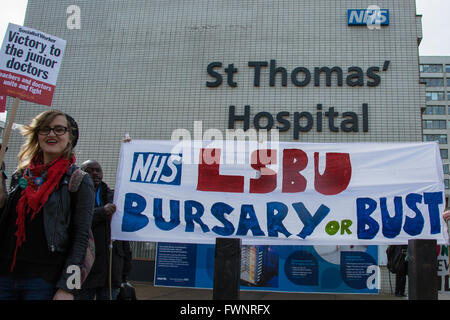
<box><xmin>130</xmin><ymin>152</ymin><xmax>182</xmax><ymax>185</ymax></box>
<box><xmin>348</xmin><ymin>9</ymin><xmax>389</xmax><ymax>26</ymax></box>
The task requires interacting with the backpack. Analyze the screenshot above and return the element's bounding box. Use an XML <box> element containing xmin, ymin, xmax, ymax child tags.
<box><xmin>68</xmin><ymin>168</ymin><xmax>96</xmax><ymax>284</ymax></box>
<box><xmin>386</xmin><ymin>245</ymin><xmax>408</xmax><ymax>275</ymax></box>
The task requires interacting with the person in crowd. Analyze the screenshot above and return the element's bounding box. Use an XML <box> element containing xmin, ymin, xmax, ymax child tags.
<box><xmin>394</xmin><ymin>245</ymin><xmax>407</xmax><ymax>297</ymax></box>
<box><xmin>0</xmin><ymin>110</ymin><xmax>94</xmax><ymax>300</ymax></box>
<box><xmin>75</xmin><ymin>160</ymin><xmax>132</xmax><ymax>300</ymax></box>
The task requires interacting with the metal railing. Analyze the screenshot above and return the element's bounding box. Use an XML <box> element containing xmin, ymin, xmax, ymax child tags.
<box><xmin>130</xmin><ymin>241</ymin><xmax>156</xmax><ymax>261</ymax></box>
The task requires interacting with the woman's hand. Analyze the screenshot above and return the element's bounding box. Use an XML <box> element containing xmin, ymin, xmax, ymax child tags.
<box><xmin>53</xmin><ymin>288</ymin><xmax>74</xmax><ymax>300</ymax></box>
<box><xmin>122</xmin><ymin>133</ymin><xmax>132</xmax><ymax>143</ymax></box>
<box><xmin>443</xmin><ymin>210</ymin><xmax>450</xmax><ymax>222</ymax></box>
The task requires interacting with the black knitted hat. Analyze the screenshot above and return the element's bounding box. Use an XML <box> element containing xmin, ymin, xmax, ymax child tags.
<box><xmin>65</xmin><ymin>114</ymin><xmax>79</xmax><ymax>148</ymax></box>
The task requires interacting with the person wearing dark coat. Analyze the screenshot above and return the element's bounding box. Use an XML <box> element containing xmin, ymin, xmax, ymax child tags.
<box><xmin>75</xmin><ymin>160</ymin><xmax>132</xmax><ymax>300</ymax></box>
<box><xmin>394</xmin><ymin>245</ymin><xmax>407</xmax><ymax>297</ymax></box>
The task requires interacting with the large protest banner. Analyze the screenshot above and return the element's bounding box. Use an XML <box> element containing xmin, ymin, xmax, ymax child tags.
<box><xmin>0</xmin><ymin>23</ymin><xmax>66</xmax><ymax>106</ymax></box>
<box><xmin>111</xmin><ymin>140</ymin><xmax>448</xmax><ymax>245</ymax></box>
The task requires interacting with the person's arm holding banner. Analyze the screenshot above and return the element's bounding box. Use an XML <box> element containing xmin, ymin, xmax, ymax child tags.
<box><xmin>122</xmin><ymin>133</ymin><xmax>131</xmax><ymax>143</ymax></box>
<box><xmin>443</xmin><ymin>209</ymin><xmax>450</xmax><ymax>237</ymax></box>
<box><xmin>443</xmin><ymin>210</ymin><xmax>450</xmax><ymax>222</ymax></box>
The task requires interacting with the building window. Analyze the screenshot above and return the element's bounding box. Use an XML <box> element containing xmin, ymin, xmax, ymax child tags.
<box><xmin>446</xmin><ymin>65</ymin><xmax>450</xmax><ymax>73</ymax></box>
<box><xmin>420</xmin><ymin>64</ymin><xmax>443</xmax><ymax>73</ymax></box>
<box><xmin>446</xmin><ymin>179</ymin><xmax>449</xmax><ymax>189</ymax></box>
<box><xmin>423</xmin><ymin>120</ymin><xmax>446</xmax><ymax>129</ymax></box>
<box><xmin>441</xmin><ymin>150</ymin><xmax>449</xmax><ymax>159</ymax></box>
<box><xmin>423</xmin><ymin>134</ymin><xmax>448</xmax><ymax>144</ymax></box>
<box><xmin>447</xmin><ymin>78</ymin><xmax>450</xmax><ymax>86</ymax></box>
<box><xmin>444</xmin><ymin>164</ymin><xmax>449</xmax><ymax>173</ymax></box>
<box><xmin>426</xmin><ymin>91</ymin><xmax>445</xmax><ymax>101</ymax></box>
<box><xmin>422</xmin><ymin>78</ymin><xmax>444</xmax><ymax>87</ymax></box>
<box><xmin>423</xmin><ymin>105</ymin><xmax>445</xmax><ymax>115</ymax></box>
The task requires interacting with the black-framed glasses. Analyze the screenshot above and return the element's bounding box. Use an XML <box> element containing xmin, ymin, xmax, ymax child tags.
<box><xmin>38</xmin><ymin>126</ymin><xmax>68</xmax><ymax>136</ymax></box>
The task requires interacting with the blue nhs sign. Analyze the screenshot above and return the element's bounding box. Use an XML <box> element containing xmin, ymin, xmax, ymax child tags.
<box><xmin>348</xmin><ymin>9</ymin><xmax>389</xmax><ymax>26</ymax></box>
<box><xmin>130</xmin><ymin>152</ymin><xmax>182</xmax><ymax>185</ymax></box>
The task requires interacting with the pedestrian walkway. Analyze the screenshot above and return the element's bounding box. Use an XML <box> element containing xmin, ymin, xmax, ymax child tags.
<box><xmin>131</xmin><ymin>281</ymin><xmax>420</xmax><ymax>300</ymax></box>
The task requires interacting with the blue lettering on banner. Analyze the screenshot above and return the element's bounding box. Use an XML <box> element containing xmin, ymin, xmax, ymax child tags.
<box><xmin>211</xmin><ymin>202</ymin><xmax>235</xmax><ymax>236</ymax></box>
<box><xmin>356</xmin><ymin>192</ymin><xmax>443</xmax><ymax>239</ymax></box>
<box><xmin>236</xmin><ymin>204</ymin><xmax>265</xmax><ymax>236</ymax></box>
<box><xmin>120</xmin><ymin>192</ymin><xmax>443</xmax><ymax>241</ymax></box>
<box><xmin>292</xmin><ymin>202</ymin><xmax>330</xmax><ymax>239</ymax></box>
<box><xmin>130</xmin><ymin>152</ymin><xmax>182</xmax><ymax>185</ymax></box>
<box><xmin>122</xmin><ymin>193</ymin><xmax>149</xmax><ymax>232</ymax></box>
<box><xmin>347</xmin><ymin>9</ymin><xmax>389</xmax><ymax>26</ymax></box>
<box><xmin>153</xmin><ymin>198</ymin><xmax>181</xmax><ymax>231</ymax></box>
<box><xmin>403</xmin><ymin>193</ymin><xmax>424</xmax><ymax>236</ymax></box>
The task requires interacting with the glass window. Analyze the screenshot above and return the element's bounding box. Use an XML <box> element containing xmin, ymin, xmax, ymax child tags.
<box><xmin>444</xmin><ymin>163</ymin><xmax>449</xmax><ymax>173</ymax></box>
<box><xmin>446</xmin><ymin>179</ymin><xmax>449</xmax><ymax>189</ymax></box>
<box><xmin>422</xmin><ymin>78</ymin><xmax>444</xmax><ymax>87</ymax></box>
<box><xmin>423</xmin><ymin>120</ymin><xmax>446</xmax><ymax>129</ymax></box>
<box><xmin>426</xmin><ymin>91</ymin><xmax>445</xmax><ymax>101</ymax></box>
<box><xmin>420</xmin><ymin>64</ymin><xmax>444</xmax><ymax>73</ymax></box>
<box><xmin>441</xmin><ymin>150</ymin><xmax>449</xmax><ymax>159</ymax></box>
<box><xmin>423</xmin><ymin>105</ymin><xmax>445</xmax><ymax>115</ymax></box>
<box><xmin>423</xmin><ymin>134</ymin><xmax>448</xmax><ymax>144</ymax></box>
<box><xmin>447</xmin><ymin>78</ymin><xmax>450</xmax><ymax>86</ymax></box>
<box><xmin>446</xmin><ymin>65</ymin><xmax>450</xmax><ymax>73</ymax></box>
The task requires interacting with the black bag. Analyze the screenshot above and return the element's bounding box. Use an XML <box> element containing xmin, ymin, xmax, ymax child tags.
<box><xmin>118</xmin><ymin>282</ymin><xmax>137</xmax><ymax>300</ymax></box>
<box><xmin>386</xmin><ymin>245</ymin><xmax>408</xmax><ymax>275</ymax></box>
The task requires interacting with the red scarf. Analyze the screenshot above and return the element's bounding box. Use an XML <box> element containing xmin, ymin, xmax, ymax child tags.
<box><xmin>11</xmin><ymin>154</ymin><xmax>75</xmax><ymax>271</ymax></box>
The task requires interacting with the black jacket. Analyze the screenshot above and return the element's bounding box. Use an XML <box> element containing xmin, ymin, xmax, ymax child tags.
<box><xmin>0</xmin><ymin>165</ymin><xmax>94</xmax><ymax>293</ymax></box>
<box><xmin>82</xmin><ymin>181</ymin><xmax>132</xmax><ymax>289</ymax></box>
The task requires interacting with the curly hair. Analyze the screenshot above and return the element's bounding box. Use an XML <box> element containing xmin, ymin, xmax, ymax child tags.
<box><xmin>17</xmin><ymin>110</ymin><xmax>75</xmax><ymax>170</ymax></box>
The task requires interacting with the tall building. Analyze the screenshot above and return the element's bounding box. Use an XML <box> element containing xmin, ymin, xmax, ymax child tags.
<box><xmin>6</xmin><ymin>0</ymin><xmax>424</xmax><ymax>184</ymax></box>
<box><xmin>5</xmin><ymin>0</ymin><xmax>427</xmax><ymax>294</ymax></box>
<box><xmin>420</xmin><ymin>56</ymin><xmax>450</xmax><ymax>206</ymax></box>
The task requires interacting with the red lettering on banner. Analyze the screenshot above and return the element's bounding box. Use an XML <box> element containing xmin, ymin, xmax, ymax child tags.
<box><xmin>282</xmin><ymin>149</ymin><xmax>308</xmax><ymax>193</ymax></box>
<box><xmin>197</xmin><ymin>148</ymin><xmax>244</xmax><ymax>192</ymax></box>
<box><xmin>314</xmin><ymin>152</ymin><xmax>352</xmax><ymax>195</ymax></box>
<box><xmin>196</xmin><ymin>148</ymin><xmax>352</xmax><ymax>195</ymax></box>
<box><xmin>250</xmin><ymin>149</ymin><xmax>277</xmax><ymax>193</ymax></box>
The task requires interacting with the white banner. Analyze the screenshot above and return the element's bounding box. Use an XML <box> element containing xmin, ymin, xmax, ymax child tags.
<box><xmin>111</xmin><ymin>140</ymin><xmax>448</xmax><ymax>245</ymax></box>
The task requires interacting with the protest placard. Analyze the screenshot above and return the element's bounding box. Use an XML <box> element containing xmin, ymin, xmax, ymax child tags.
<box><xmin>111</xmin><ymin>140</ymin><xmax>448</xmax><ymax>245</ymax></box>
<box><xmin>0</xmin><ymin>23</ymin><xmax>66</xmax><ymax>164</ymax></box>
<box><xmin>0</xmin><ymin>23</ymin><xmax>66</xmax><ymax>106</ymax></box>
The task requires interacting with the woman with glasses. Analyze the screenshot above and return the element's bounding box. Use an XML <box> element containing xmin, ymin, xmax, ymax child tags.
<box><xmin>0</xmin><ymin>109</ymin><xmax>94</xmax><ymax>300</ymax></box>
